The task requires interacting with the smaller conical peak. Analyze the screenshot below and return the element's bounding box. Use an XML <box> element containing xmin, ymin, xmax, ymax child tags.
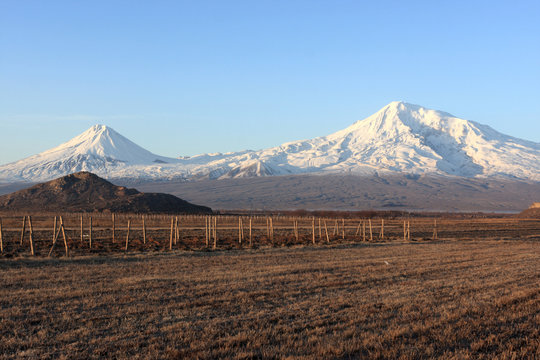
<box><xmin>92</xmin><ymin>124</ymin><xmax>107</xmax><ymax>131</ymax></box>
<box><xmin>43</xmin><ymin>123</ymin><xmax>177</xmax><ymax>165</ymax></box>
<box><xmin>85</xmin><ymin>124</ymin><xmax>114</xmax><ymax>136</ymax></box>
<box><xmin>76</xmin><ymin>125</ymin><xmax>126</xmax><ymax>144</ymax></box>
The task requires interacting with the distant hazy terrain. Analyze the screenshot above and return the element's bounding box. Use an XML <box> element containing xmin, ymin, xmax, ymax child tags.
<box><xmin>3</xmin><ymin>174</ymin><xmax>537</xmax><ymax>212</ymax></box>
<box><xmin>0</xmin><ymin>182</ymin><xmax>33</xmax><ymax>196</ymax></box>
<box><xmin>130</xmin><ymin>174</ymin><xmax>540</xmax><ymax>212</ymax></box>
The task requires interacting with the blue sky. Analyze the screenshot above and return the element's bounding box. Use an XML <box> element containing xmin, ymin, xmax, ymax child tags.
<box><xmin>1</xmin><ymin>0</ymin><xmax>539</xmax><ymax>164</ymax></box>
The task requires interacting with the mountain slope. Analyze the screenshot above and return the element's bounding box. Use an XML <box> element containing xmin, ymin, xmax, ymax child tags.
<box><xmin>0</xmin><ymin>171</ymin><xmax>212</xmax><ymax>213</ymax></box>
<box><xmin>1</xmin><ymin>102</ymin><xmax>539</xmax><ymax>182</ymax></box>
<box><xmin>215</xmin><ymin>101</ymin><xmax>539</xmax><ymax>180</ymax></box>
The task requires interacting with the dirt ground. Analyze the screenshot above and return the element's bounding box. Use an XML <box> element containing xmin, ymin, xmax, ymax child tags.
<box><xmin>0</xmin><ymin>239</ymin><xmax>538</xmax><ymax>359</ymax></box>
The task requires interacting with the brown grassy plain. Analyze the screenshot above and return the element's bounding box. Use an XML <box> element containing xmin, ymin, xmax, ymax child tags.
<box><xmin>0</xmin><ymin>239</ymin><xmax>539</xmax><ymax>359</ymax></box>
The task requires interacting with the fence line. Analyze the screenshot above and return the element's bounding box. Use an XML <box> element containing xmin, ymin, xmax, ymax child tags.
<box><xmin>0</xmin><ymin>213</ymin><xmax>538</xmax><ymax>257</ymax></box>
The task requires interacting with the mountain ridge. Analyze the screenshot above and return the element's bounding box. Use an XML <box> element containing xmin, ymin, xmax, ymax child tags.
<box><xmin>1</xmin><ymin>102</ymin><xmax>539</xmax><ymax>182</ymax></box>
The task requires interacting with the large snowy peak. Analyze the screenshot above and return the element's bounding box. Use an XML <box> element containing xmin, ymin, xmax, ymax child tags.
<box><xmin>232</xmin><ymin>101</ymin><xmax>539</xmax><ymax>180</ymax></box>
<box><xmin>324</xmin><ymin>101</ymin><xmax>492</xmax><ymax>176</ymax></box>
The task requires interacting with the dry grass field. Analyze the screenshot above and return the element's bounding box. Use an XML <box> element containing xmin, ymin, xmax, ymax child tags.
<box><xmin>0</xmin><ymin>239</ymin><xmax>538</xmax><ymax>359</ymax></box>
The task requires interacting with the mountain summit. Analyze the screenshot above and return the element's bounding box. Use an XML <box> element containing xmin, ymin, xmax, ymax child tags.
<box><xmin>56</xmin><ymin>124</ymin><xmax>174</xmax><ymax>164</ymax></box>
<box><xmin>0</xmin><ymin>125</ymin><xmax>177</xmax><ymax>181</ymax></box>
<box><xmin>294</xmin><ymin>101</ymin><xmax>540</xmax><ymax>178</ymax></box>
<box><xmin>1</xmin><ymin>102</ymin><xmax>539</xmax><ymax>182</ymax></box>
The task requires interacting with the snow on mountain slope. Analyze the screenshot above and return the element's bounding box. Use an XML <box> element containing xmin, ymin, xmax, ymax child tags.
<box><xmin>1</xmin><ymin>102</ymin><xmax>539</xmax><ymax>182</ymax></box>
<box><xmin>231</xmin><ymin>101</ymin><xmax>540</xmax><ymax>180</ymax></box>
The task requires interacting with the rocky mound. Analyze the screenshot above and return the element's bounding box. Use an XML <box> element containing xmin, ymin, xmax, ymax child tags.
<box><xmin>0</xmin><ymin>172</ymin><xmax>211</xmax><ymax>214</ymax></box>
<box><xmin>517</xmin><ymin>203</ymin><xmax>540</xmax><ymax>218</ymax></box>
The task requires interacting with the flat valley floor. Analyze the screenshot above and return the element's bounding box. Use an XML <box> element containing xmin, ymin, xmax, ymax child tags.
<box><xmin>0</xmin><ymin>240</ymin><xmax>539</xmax><ymax>359</ymax></box>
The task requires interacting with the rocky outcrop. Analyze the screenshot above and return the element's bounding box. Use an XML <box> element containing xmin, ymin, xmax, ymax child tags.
<box><xmin>0</xmin><ymin>171</ymin><xmax>212</xmax><ymax>214</ymax></box>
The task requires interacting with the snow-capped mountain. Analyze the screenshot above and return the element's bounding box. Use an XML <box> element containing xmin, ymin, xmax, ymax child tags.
<box><xmin>0</xmin><ymin>125</ymin><xmax>179</xmax><ymax>182</ymax></box>
<box><xmin>1</xmin><ymin>102</ymin><xmax>539</xmax><ymax>182</ymax></box>
<box><xmin>231</xmin><ymin>101</ymin><xmax>540</xmax><ymax>180</ymax></box>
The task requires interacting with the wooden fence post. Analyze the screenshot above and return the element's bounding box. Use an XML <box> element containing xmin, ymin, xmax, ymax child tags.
<box><xmin>213</xmin><ymin>216</ymin><xmax>216</xmax><ymax>246</ymax></box>
<box><xmin>324</xmin><ymin>220</ymin><xmax>330</xmax><ymax>243</ymax></box>
<box><xmin>312</xmin><ymin>217</ymin><xmax>315</xmax><ymax>245</ymax></box>
<box><xmin>20</xmin><ymin>216</ymin><xmax>26</xmax><ymax>245</ymax></box>
<box><xmin>0</xmin><ymin>218</ymin><xmax>3</xmax><ymax>253</ymax></box>
<box><xmin>407</xmin><ymin>221</ymin><xmax>411</xmax><ymax>240</ymax></box>
<box><xmin>89</xmin><ymin>217</ymin><xmax>93</xmax><ymax>249</ymax></box>
<box><xmin>28</xmin><ymin>216</ymin><xmax>35</xmax><ymax>256</ymax></box>
<box><xmin>342</xmin><ymin>219</ymin><xmax>345</xmax><ymax>239</ymax></box>
<box><xmin>48</xmin><ymin>222</ymin><xmax>63</xmax><ymax>257</ymax></box>
<box><xmin>209</xmin><ymin>216</ymin><xmax>212</xmax><ymax>246</ymax></box>
<box><xmin>318</xmin><ymin>218</ymin><xmax>322</xmax><ymax>240</ymax></box>
<box><xmin>80</xmin><ymin>215</ymin><xmax>83</xmax><ymax>243</ymax></box>
<box><xmin>214</xmin><ymin>217</ymin><xmax>217</xmax><ymax>243</ymax></box>
<box><xmin>403</xmin><ymin>220</ymin><xmax>406</xmax><ymax>241</ymax></box>
<box><xmin>380</xmin><ymin>219</ymin><xmax>384</xmax><ymax>240</ymax></box>
<box><xmin>125</xmin><ymin>219</ymin><xmax>130</xmax><ymax>251</ymax></box>
<box><xmin>213</xmin><ymin>217</ymin><xmax>218</xmax><ymax>250</ymax></box>
<box><xmin>60</xmin><ymin>216</ymin><xmax>68</xmax><ymax>256</ymax></box>
<box><xmin>249</xmin><ymin>217</ymin><xmax>252</xmax><ymax>247</ymax></box>
<box><xmin>169</xmin><ymin>217</ymin><xmax>174</xmax><ymax>250</ymax></box>
<box><xmin>174</xmin><ymin>216</ymin><xmax>178</xmax><ymax>245</ymax></box>
<box><xmin>52</xmin><ymin>216</ymin><xmax>57</xmax><ymax>244</ymax></box>
<box><xmin>369</xmin><ymin>219</ymin><xmax>373</xmax><ymax>241</ymax></box>
<box><xmin>362</xmin><ymin>220</ymin><xmax>366</xmax><ymax>242</ymax></box>
<box><xmin>205</xmin><ymin>216</ymin><xmax>209</xmax><ymax>248</ymax></box>
<box><xmin>142</xmin><ymin>216</ymin><xmax>146</xmax><ymax>244</ymax></box>
<box><xmin>241</xmin><ymin>217</ymin><xmax>244</xmax><ymax>245</ymax></box>
<box><xmin>238</xmin><ymin>217</ymin><xmax>242</xmax><ymax>245</ymax></box>
<box><xmin>112</xmin><ymin>213</ymin><xmax>116</xmax><ymax>243</ymax></box>
<box><xmin>270</xmin><ymin>217</ymin><xmax>274</xmax><ymax>244</ymax></box>
<box><xmin>177</xmin><ymin>217</ymin><xmax>181</xmax><ymax>245</ymax></box>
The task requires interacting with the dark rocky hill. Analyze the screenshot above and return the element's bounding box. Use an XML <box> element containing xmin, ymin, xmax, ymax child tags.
<box><xmin>517</xmin><ymin>203</ymin><xmax>540</xmax><ymax>218</ymax></box>
<box><xmin>0</xmin><ymin>172</ymin><xmax>211</xmax><ymax>214</ymax></box>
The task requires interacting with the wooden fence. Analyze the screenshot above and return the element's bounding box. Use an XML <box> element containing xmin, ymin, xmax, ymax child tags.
<box><xmin>0</xmin><ymin>213</ymin><xmax>538</xmax><ymax>257</ymax></box>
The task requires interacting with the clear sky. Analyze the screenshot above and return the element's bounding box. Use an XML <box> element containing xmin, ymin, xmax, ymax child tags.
<box><xmin>1</xmin><ymin>0</ymin><xmax>539</xmax><ymax>164</ymax></box>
